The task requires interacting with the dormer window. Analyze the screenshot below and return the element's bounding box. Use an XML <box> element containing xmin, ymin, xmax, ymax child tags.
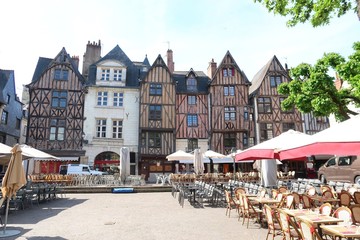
<box><xmin>113</xmin><ymin>69</ymin><xmax>122</xmax><ymax>81</ymax></box>
<box><xmin>101</xmin><ymin>69</ymin><xmax>110</xmax><ymax>81</ymax></box>
<box><xmin>187</xmin><ymin>77</ymin><xmax>197</xmax><ymax>91</ymax></box>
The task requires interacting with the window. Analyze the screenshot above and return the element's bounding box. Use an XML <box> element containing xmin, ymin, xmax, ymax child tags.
<box><xmin>244</xmin><ymin>111</ymin><xmax>249</xmax><ymax>120</ymax></box>
<box><xmin>249</xmin><ymin>137</ymin><xmax>255</xmax><ymax>147</ymax></box>
<box><xmin>6</xmin><ymin>94</ymin><xmax>10</xmax><ymax>104</ymax></box>
<box><xmin>149</xmin><ymin>105</ymin><xmax>162</xmax><ymax>120</ymax></box>
<box><xmin>224</xmin><ymin>86</ymin><xmax>235</xmax><ymax>96</ymax></box>
<box><xmin>112</xmin><ymin>120</ymin><xmax>123</xmax><ymax>138</ymax></box>
<box><xmin>54</xmin><ymin>69</ymin><xmax>69</xmax><ymax>80</ymax></box>
<box><xmin>148</xmin><ymin>132</ymin><xmax>161</xmax><ymax>147</ymax></box>
<box><xmin>326</xmin><ymin>157</ymin><xmax>336</xmax><ymax>167</ymax></box>
<box><xmin>113</xmin><ymin>69</ymin><xmax>122</xmax><ymax>81</ymax></box>
<box><xmin>149</xmin><ymin>83</ymin><xmax>162</xmax><ymax>96</ymax></box>
<box><xmin>51</xmin><ymin>91</ymin><xmax>67</xmax><ymax>108</ymax></box>
<box><xmin>15</xmin><ymin>118</ymin><xmax>21</xmax><ymax>129</ymax></box>
<box><xmin>224</xmin><ymin>107</ymin><xmax>236</xmax><ymax>121</ymax></box>
<box><xmin>260</xmin><ymin>123</ymin><xmax>273</xmax><ymax>142</ymax></box>
<box><xmin>257</xmin><ymin>97</ymin><xmax>272</xmax><ymax>113</ymax></box>
<box><xmin>187</xmin><ymin>139</ymin><xmax>198</xmax><ymax>152</ymax></box>
<box><xmin>97</xmin><ymin>92</ymin><xmax>108</xmax><ymax>106</ymax></box>
<box><xmin>49</xmin><ymin>119</ymin><xmax>65</xmax><ymax>141</ymax></box>
<box><xmin>96</xmin><ymin>119</ymin><xmax>107</xmax><ymax>138</ymax></box>
<box><xmin>243</xmin><ymin>133</ymin><xmax>248</xmax><ymax>147</ymax></box>
<box><xmin>188</xmin><ymin>95</ymin><xmax>196</xmax><ymax>105</ymax></box>
<box><xmin>270</xmin><ymin>76</ymin><xmax>282</xmax><ymax>87</ymax></box>
<box><xmin>280</xmin><ymin>97</ymin><xmax>294</xmax><ymax>113</ymax></box>
<box><xmin>113</xmin><ymin>92</ymin><xmax>124</xmax><ymax>107</ymax></box>
<box><xmin>101</xmin><ymin>69</ymin><xmax>110</xmax><ymax>81</ymax></box>
<box><xmin>187</xmin><ymin>114</ymin><xmax>198</xmax><ymax>127</ymax></box>
<box><xmin>23</xmin><ymin>125</ymin><xmax>27</xmax><ymax>136</ymax></box>
<box><xmin>186</xmin><ymin>77</ymin><xmax>197</xmax><ymax>91</ymax></box>
<box><xmin>283</xmin><ymin>122</ymin><xmax>295</xmax><ymax>132</ymax></box>
<box><xmin>1</xmin><ymin>111</ymin><xmax>8</xmax><ymax>124</ymax></box>
<box><xmin>224</xmin><ymin>133</ymin><xmax>236</xmax><ymax>150</ymax></box>
<box><xmin>222</xmin><ymin>68</ymin><xmax>234</xmax><ymax>77</ymax></box>
<box><xmin>338</xmin><ymin>156</ymin><xmax>352</xmax><ymax>166</ymax></box>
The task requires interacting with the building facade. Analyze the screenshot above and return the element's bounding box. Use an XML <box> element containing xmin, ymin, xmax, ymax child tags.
<box><xmin>26</xmin><ymin>48</ymin><xmax>86</xmax><ymax>173</ymax></box>
<box><xmin>82</xmin><ymin>43</ymin><xmax>149</xmax><ymax>174</ymax></box>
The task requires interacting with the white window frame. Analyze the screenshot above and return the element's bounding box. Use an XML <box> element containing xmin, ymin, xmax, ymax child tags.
<box><xmin>96</xmin><ymin>119</ymin><xmax>107</xmax><ymax>138</ymax></box>
<box><xmin>112</xmin><ymin>120</ymin><xmax>123</xmax><ymax>139</ymax></box>
<box><xmin>113</xmin><ymin>92</ymin><xmax>124</xmax><ymax>107</ymax></box>
<box><xmin>101</xmin><ymin>69</ymin><xmax>110</xmax><ymax>81</ymax></box>
<box><xmin>97</xmin><ymin>92</ymin><xmax>108</xmax><ymax>106</ymax></box>
<box><xmin>113</xmin><ymin>69</ymin><xmax>122</xmax><ymax>81</ymax></box>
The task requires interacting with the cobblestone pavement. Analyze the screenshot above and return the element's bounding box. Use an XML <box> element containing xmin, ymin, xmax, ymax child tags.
<box><xmin>3</xmin><ymin>192</ymin><xmax>269</xmax><ymax>240</ymax></box>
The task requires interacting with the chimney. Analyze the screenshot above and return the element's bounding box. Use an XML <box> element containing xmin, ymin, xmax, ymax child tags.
<box><xmin>167</xmin><ymin>49</ymin><xmax>174</xmax><ymax>73</ymax></box>
<box><xmin>207</xmin><ymin>58</ymin><xmax>217</xmax><ymax>78</ymax></box>
<box><xmin>71</xmin><ymin>55</ymin><xmax>79</xmax><ymax>69</ymax></box>
<box><xmin>82</xmin><ymin>40</ymin><xmax>102</xmax><ymax>79</ymax></box>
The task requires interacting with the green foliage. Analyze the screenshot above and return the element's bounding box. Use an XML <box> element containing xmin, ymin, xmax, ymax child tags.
<box><xmin>254</xmin><ymin>0</ymin><xmax>356</xmax><ymax>27</ymax></box>
<box><xmin>278</xmin><ymin>41</ymin><xmax>360</xmax><ymax>121</ymax></box>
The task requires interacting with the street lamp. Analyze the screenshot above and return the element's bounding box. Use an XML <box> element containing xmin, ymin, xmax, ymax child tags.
<box><xmin>231</xmin><ymin>147</ymin><xmax>237</xmax><ymax>181</ymax></box>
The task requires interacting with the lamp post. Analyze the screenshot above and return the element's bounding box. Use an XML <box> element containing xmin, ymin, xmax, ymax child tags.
<box><xmin>231</xmin><ymin>147</ymin><xmax>236</xmax><ymax>181</ymax></box>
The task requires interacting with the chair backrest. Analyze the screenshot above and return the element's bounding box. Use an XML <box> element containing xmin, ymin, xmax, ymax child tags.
<box><xmin>350</xmin><ymin>204</ymin><xmax>360</xmax><ymax>224</ymax></box>
<box><xmin>307</xmin><ymin>186</ymin><xmax>316</xmax><ymax>196</ymax></box>
<box><xmin>277</xmin><ymin>209</ymin><xmax>291</xmax><ymax>239</ymax></box>
<box><xmin>322</xmin><ymin>190</ymin><xmax>334</xmax><ymax>199</ymax></box>
<box><xmin>354</xmin><ymin>191</ymin><xmax>360</xmax><ymax>204</ymax></box>
<box><xmin>235</xmin><ymin>187</ymin><xmax>246</xmax><ymax>196</ymax></box>
<box><xmin>301</xmin><ymin>195</ymin><xmax>313</xmax><ymax>209</ymax></box>
<box><xmin>272</xmin><ymin>189</ymin><xmax>279</xmax><ymax>199</ymax></box>
<box><xmin>339</xmin><ymin>191</ymin><xmax>353</xmax><ymax>207</ymax></box>
<box><xmin>292</xmin><ymin>192</ymin><xmax>301</xmax><ymax>206</ymax></box>
<box><xmin>333</xmin><ymin>206</ymin><xmax>352</xmax><ymax>225</ymax></box>
<box><xmin>299</xmin><ymin>219</ymin><xmax>322</xmax><ymax>240</ymax></box>
<box><xmin>285</xmin><ymin>195</ymin><xmax>294</xmax><ymax>209</ymax></box>
<box><xmin>321</xmin><ymin>185</ymin><xmax>332</xmax><ymax>193</ymax></box>
<box><xmin>264</xmin><ymin>204</ymin><xmax>275</xmax><ymax>229</ymax></box>
<box><xmin>278</xmin><ymin>186</ymin><xmax>288</xmax><ymax>193</ymax></box>
<box><xmin>319</xmin><ymin>203</ymin><xmax>332</xmax><ymax>216</ymax></box>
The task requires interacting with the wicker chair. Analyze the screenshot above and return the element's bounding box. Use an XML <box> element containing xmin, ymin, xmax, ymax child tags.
<box><xmin>319</xmin><ymin>202</ymin><xmax>332</xmax><ymax>216</ymax></box>
<box><xmin>350</xmin><ymin>204</ymin><xmax>360</xmax><ymax>225</ymax></box>
<box><xmin>242</xmin><ymin>195</ymin><xmax>262</xmax><ymax>228</ymax></box>
<box><xmin>338</xmin><ymin>191</ymin><xmax>354</xmax><ymax>207</ymax></box>
<box><xmin>299</xmin><ymin>219</ymin><xmax>322</xmax><ymax>240</ymax></box>
<box><xmin>277</xmin><ymin>208</ymin><xmax>302</xmax><ymax>240</ymax></box>
<box><xmin>264</xmin><ymin>204</ymin><xmax>283</xmax><ymax>240</ymax></box>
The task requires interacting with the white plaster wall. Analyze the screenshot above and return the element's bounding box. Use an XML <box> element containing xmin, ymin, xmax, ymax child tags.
<box><xmin>83</xmin><ymin>86</ymin><xmax>139</xmax><ymax>165</ymax></box>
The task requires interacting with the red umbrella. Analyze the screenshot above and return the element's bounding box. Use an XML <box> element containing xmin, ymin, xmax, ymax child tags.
<box><xmin>235</xmin><ymin>130</ymin><xmax>311</xmax><ymax>161</ymax></box>
<box><xmin>279</xmin><ymin>115</ymin><xmax>360</xmax><ymax>160</ymax></box>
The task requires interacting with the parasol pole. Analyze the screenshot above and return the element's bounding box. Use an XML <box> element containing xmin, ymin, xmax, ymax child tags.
<box><xmin>3</xmin><ymin>197</ymin><xmax>10</xmax><ymax>234</ymax></box>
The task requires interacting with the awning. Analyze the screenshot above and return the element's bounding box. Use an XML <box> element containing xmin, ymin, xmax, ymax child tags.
<box><xmin>34</xmin><ymin>157</ymin><xmax>79</xmax><ymax>161</ymax></box>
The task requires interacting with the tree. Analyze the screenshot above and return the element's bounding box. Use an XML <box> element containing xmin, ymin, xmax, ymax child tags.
<box><xmin>254</xmin><ymin>0</ymin><xmax>359</xmax><ymax>27</ymax></box>
<box><xmin>278</xmin><ymin>41</ymin><xmax>360</xmax><ymax>121</ymax></box>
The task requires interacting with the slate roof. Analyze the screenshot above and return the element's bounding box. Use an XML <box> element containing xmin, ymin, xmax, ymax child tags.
<box><xmin>30</xmin><ymin>48</ymin><xmax>85</xmax><ymax>85</ymax></box>
<box><xmin>0</xmin><ymin>69</ymin><xmax>11</xmax><ymax>103</ymax></box>
<box><xmin>173</xmin><ymin>69</ymin><xmax>210</xmax><ymax>94</ymax></box>
<box><xmin>87</xmin><ymin>45</ymin><xmax>150</xmax><ymax>87</ymax></box>
<box><xmin>249</xmin><ymin>55</ymin><xmax>286</xmax><ymax>95</ymax></box>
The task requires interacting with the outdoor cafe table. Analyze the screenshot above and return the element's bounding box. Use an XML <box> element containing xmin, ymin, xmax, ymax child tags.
<box><xmin>252</xmin><ymin>197</ymin><xmax>280</xmax><ymax>209</ymax></box>
<box><xmin>297</xmin><ymin>212</ymin><xmax>343</xmax><ymax>236</ymax></box>
<box><xmin>309</xmin><ymin>195</ymin><xmax>340</xmax><ymax>204</ymax></box>
<box><xmin>320</xmin><ymin>224</ymin><xmax>360</xmax><ymax>239</ymax></box>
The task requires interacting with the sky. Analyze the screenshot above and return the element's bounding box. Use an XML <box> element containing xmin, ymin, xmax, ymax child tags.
<box><xmin>0</xmin><ymin>0</ymin><xmax>358</xmax><ymax>99</ymax></box>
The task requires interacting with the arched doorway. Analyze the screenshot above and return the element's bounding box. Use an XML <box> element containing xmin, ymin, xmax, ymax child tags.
<box><xmin>94</xmin><ymin>151</ymin><xmax>120</xmax><ymax>174</ymax></box>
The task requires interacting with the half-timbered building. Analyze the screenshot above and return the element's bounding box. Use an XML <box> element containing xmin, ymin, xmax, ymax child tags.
<box><xmin>208</xmin><ymin>51</ymin><xmax>254</xmax><ymax>172</ymax></box>
<box><xmin>27</xmin><ymin>48</ymin><xmax>86</xmax><ymax>173</ymax></box>
<box><xmin>174</xmin><ymin>69</ymin><xmax>210</xmax><ymax>153</ymax></box>
<box><xmin>250</xmin><ymin>55</ymin><xmax>304</xmax><ymax>142</ymax></box>
<box><xmin>82</xmin><ymin>43</ymin><xmax>148</xmax><ymax>174</ymax></box>
<box><xmin>139</xmin><ymin>55</ymin><xmax>176</xmax><ymax>181</ymax></box>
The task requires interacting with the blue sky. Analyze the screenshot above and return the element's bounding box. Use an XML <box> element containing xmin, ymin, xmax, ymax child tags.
<box><xmin>0</xmin><ymin>0</ymin><xmax>358</xmax><ymax>98</ymax></box>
